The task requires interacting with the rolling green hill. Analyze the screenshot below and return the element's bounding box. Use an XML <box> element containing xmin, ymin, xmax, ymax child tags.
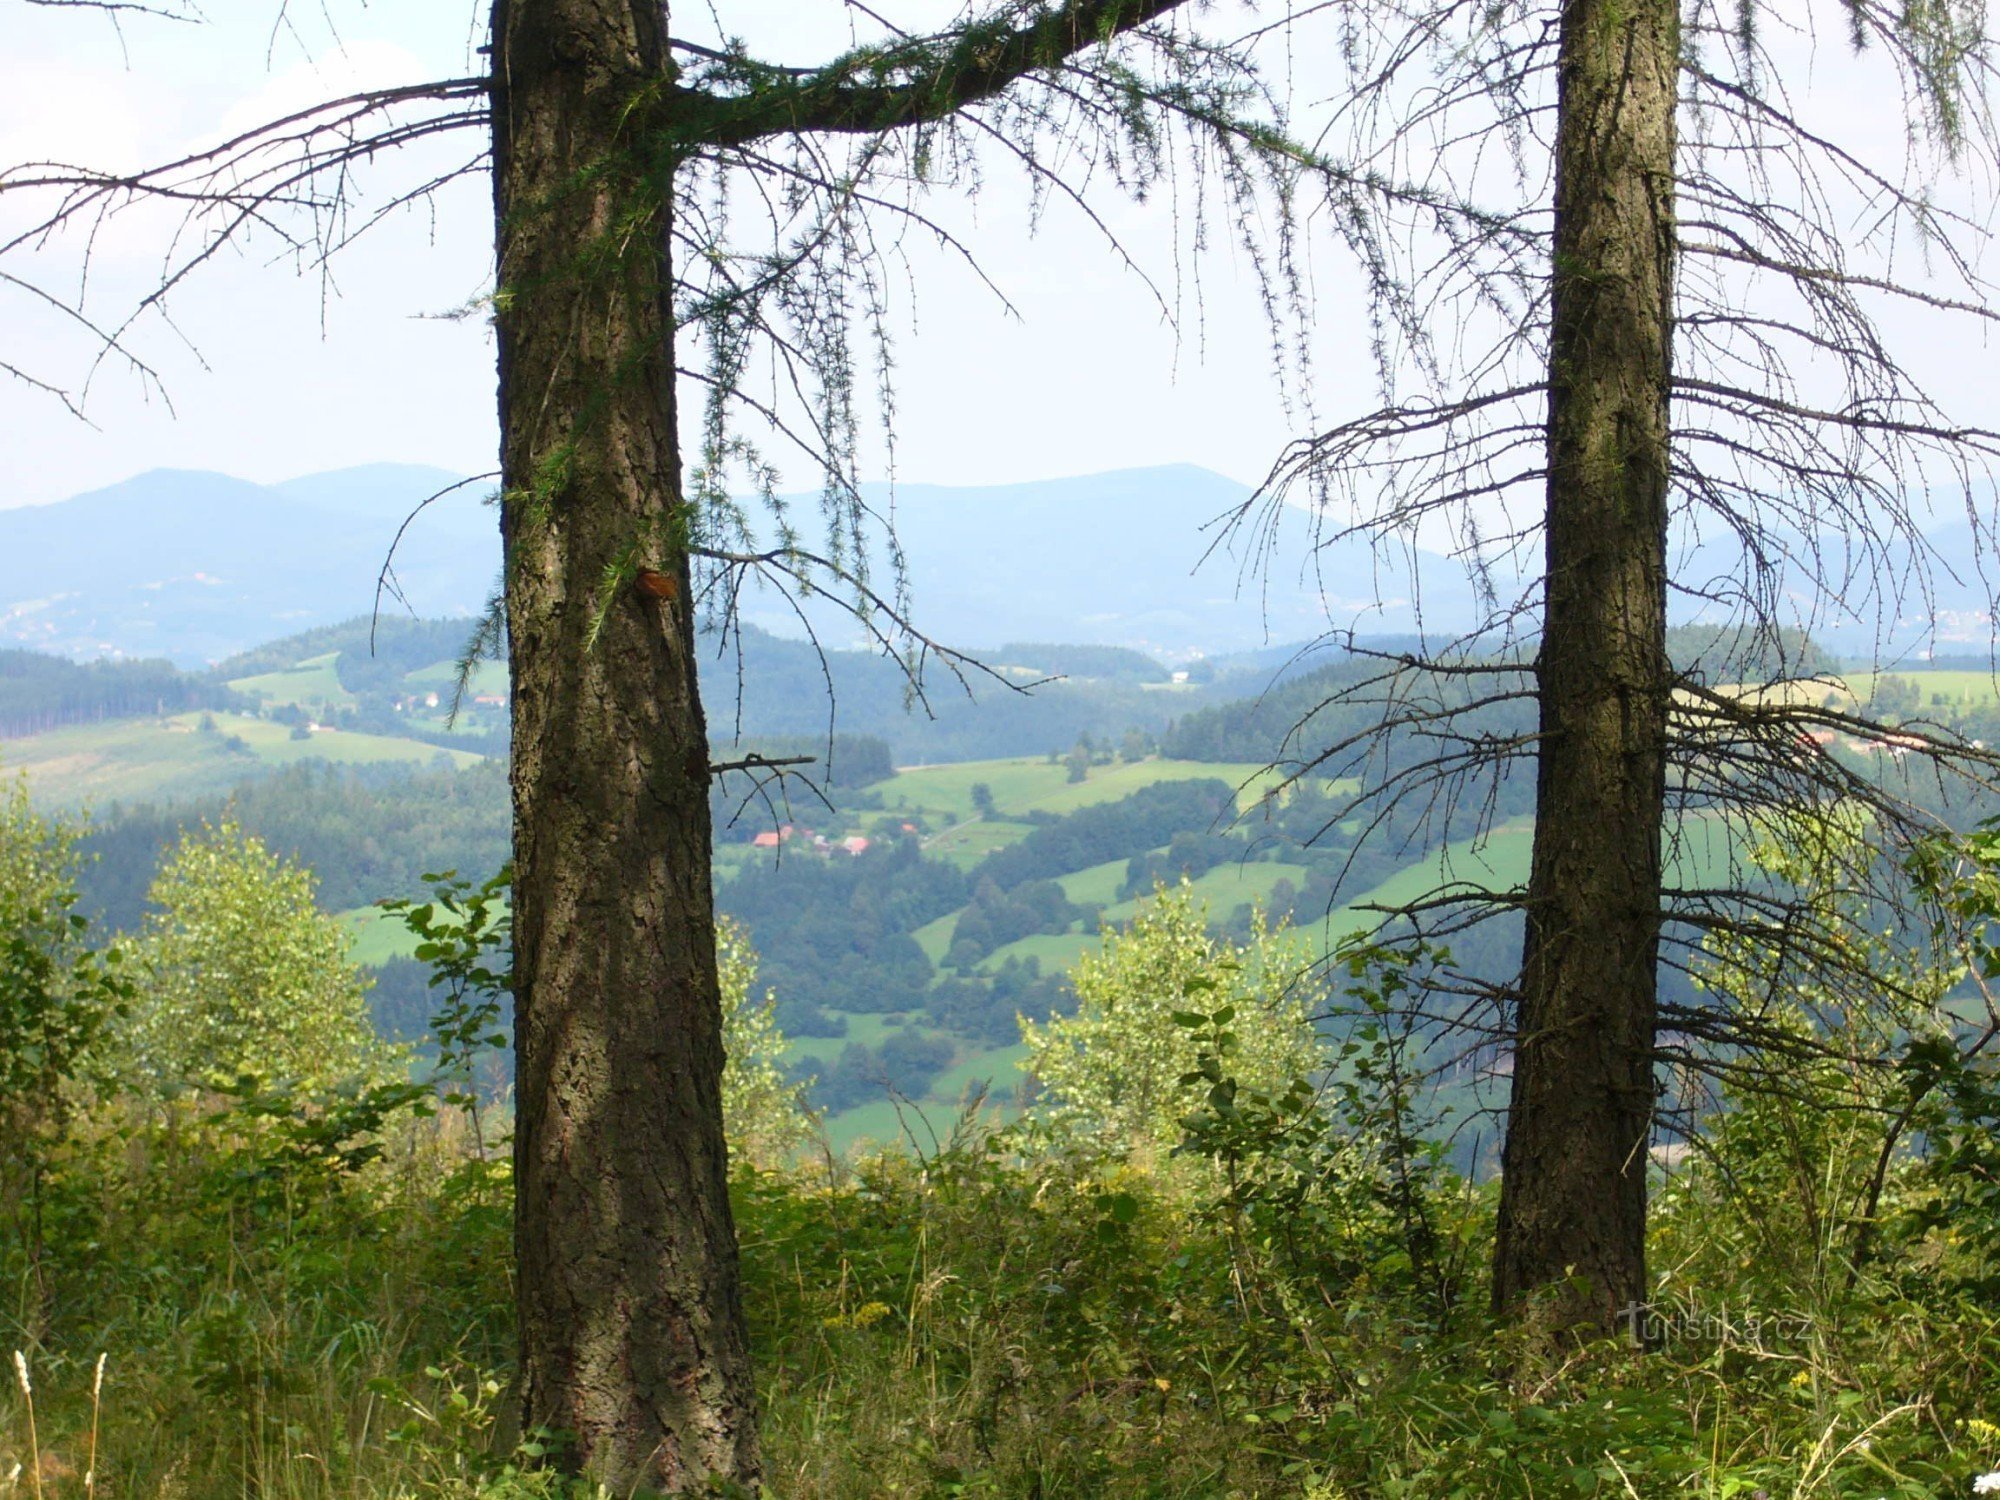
<box><xmin>19</xmin><ymin>614</ymin><xmax>1964</xmax><ymax>1156</ymax></box>
<box><xmin>713</xmin><ymin>758</ymin><xmax>1486</xmax><ymax>1144</ymax></box>
<box><xmin>881</xmin><ymin>754</ymin><xmax>1277</xmax><ymax>820</ymax></box>
<box><xmin>6</xmin><ymin>710</ymin><xmax>481</xmax><ymax>807</ymax></box>
<box><xmin>227</xmin><ymin>651</ymin><xmax>357</xmax><ymax>708</ymax></box>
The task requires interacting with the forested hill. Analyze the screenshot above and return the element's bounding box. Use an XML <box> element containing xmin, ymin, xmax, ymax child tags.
<box><xmin>1162</xmin><ymin>655</ymin><xmax>1382</xmax><ymax>762</ymax></box>
<box><xmin>0</xmin><ymin>649</ymin><xmax>245</xmax><ymax>736</ymax></box>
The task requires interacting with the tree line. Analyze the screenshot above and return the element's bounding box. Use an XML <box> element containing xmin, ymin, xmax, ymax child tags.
<box><xmin>0</xmin><ymin>650</ymin><xmax>246</xmax><ymax>738</ymax></box>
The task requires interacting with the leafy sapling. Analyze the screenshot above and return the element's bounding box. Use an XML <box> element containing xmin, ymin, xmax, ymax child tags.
<box><xmin>380</xmin><ymin>865</ymin><xmax>514</xmax><ymax>1163</ymax></box>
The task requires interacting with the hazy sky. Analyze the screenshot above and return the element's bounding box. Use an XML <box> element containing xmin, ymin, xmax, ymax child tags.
<box><xmin>3</xmin><ymin>0</ymin><xmax>1996</xmax><ymax>526</ymax></box>
<box><xmin>0</xmin><ymin>2</ymin><xmax>1354</xmax><ymax>510</ymax></box>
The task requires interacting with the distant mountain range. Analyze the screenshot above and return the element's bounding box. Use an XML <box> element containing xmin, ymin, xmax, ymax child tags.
<box><xmin>0</xmin><ymin>463</ymin><xmax>1489</xmax><ymax>666</ymax></box>
<box><xmin>0</xmin><ymin>465</ymin><xmax>496</xmax><ymax>666</ymax></box>
<box><xmin>8</xmin><ymin>460</ymin><xmax>1995</xmax><ymax>667</ymax></box>
<box><xmin>722</xmin><ymin>466</ymin><xmax>1486</xmax><ymax>658</ymax></box>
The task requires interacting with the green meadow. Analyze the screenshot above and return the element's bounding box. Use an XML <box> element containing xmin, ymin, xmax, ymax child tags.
<box><xmin>226</xmin><ymin>650</ymin><xmax>356</xmax><ymax>707</ymax></box>
<box><xmin>7</xmin><ymin>710</ymin><xmax>480</xmax><ymax>807</ymax></box>
<box><xmin>881</xmin><ymin>755</ymin><xmax>1279</xmax><ymax>823</ymax></box>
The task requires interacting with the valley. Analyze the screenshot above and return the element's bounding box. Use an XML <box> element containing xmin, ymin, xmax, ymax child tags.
<box><xmin>6</xmin><ymin>607</ymin><xmax>1955</xmax><ymax>1152</ymax></box>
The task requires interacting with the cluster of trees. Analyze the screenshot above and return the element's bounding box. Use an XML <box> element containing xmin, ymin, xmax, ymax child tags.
<box><xmin>1869</xmin><ymin>674</ymin><xmax>1926</xmax><ymax>719</ymax></box>
<box><xmin>5</xmin><ymin>796</ymin><xmax>392</xmax><ymax>1126</ymax></box>
<box><xmin>1021</xmin><ymin>884</ymin><xmax>1322</xmax><ymax>1151</ymax></box>
<box><xmin>1663</xmin><ymin>625</ymin><xmax>1839</xmax><ymax>686</ymax></box>
<box><xmin>77</xmin><ymin>759</ymin><xmax>513</xmax><ymax>929</ymax></box>
<box><xmin>717</xmin><ymin>838</ymin><xmax>968</xmax><ymax>1033</ymax></box>
<box><xmin>0</xmin><ymin>649</ymin><xmax>245</xmax><ymax>737</ymax></box>
<box><xmin>708</xmin><ymin>735</ymin><xmax>896</xmax><ymax>838</ymax></box>
<box><xmin>927</xmin><ymin>954</ymin><xmax>1071</xmax><ymax>1046</ymax></box>
<box><xmin>943</xmin><ymin>876</ymin><xmax>1093</xmax><ymax>969</ymax></box>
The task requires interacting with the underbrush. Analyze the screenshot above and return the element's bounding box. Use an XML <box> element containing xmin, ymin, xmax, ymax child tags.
<box><xmin>3</xmin><ymin>1093</ymin><xmax>1998</xmax><ymax>1500</ymax></box>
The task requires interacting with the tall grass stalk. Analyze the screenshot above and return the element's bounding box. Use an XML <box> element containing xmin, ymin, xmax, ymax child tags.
<box><xmin>11</xmin><ymin>1352</ymin><xmax>39</xmax><ymax>1500</ymax></box>
<box><xmin>84</xmin><ymin>1354</ymin><xmax>103</xmax><ymax>1500</ymax></box>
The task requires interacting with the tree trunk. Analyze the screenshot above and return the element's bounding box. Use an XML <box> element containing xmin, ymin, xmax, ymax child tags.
<box><xmin>1492</xmin><ymin>0</ymin><xmax>1678</xmax><ymax>1334</ymax></box>
<box><xmin>491</xmin><ymin>0</ymin><xmax>759</xmax><ymax>1487</ymax></box>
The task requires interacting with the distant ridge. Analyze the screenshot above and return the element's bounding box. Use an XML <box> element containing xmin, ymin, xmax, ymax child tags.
<box><xmin>716</xmin><ymin>463</ymin><xmax>1485</xmax><ymax>655</ymax></box>
<box><xmin>1</xmin><ymin>462</ymin><xmax>1488</xmax><ymax>665</ymax></box>
<box><xmin>0</xmin><ymin>465</ymin><xmax>496</xmax><ymax>666</ymax></box>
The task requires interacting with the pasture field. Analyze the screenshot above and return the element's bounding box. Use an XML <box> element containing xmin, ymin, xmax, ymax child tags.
<box><xmin>910</xmin><ymin>912</ymin><xmax>955</xmax><ymax>966</ymax></box>
<box><xmin>4</xmin><ymin>717</ymin><xmax>252</xmax><ymax>807</ymax></box>
<box><xmin>1095</xmin><ymin>857</ymin><xmax>1313</xmax><ymax>929</ymax></box>
<box><xmin>1311</xmin><ymin>811</ymin><xmax>1743</xmax><ymax>943</ymax></box>
<box><xmin>340</xmin><ymin>905</ymin><xmax>422</xmax><ymax>967</ymax></box>
<box><xmin>1849</xmin><ymin>666</ymin><xmax>2000</xmax><ymax>710</ymax></box>
<box><xmin>782</xmin><ymin>1012</ymin><xmax>905</xmax><ymax>1063</ymax></box>
<box><xmin>226</xmin><ymin>651</ymin><xmax>356</xmax><ymax>708</ymax></box>
<box><xmin>927</xmin><ymin>1040</ymin><xmax>1030</xmax><ymax>1104</ymax></box>
<box><xmin>1713</xmin><ymin>667</ymin><xmax>2000</xmax><ymax>715</ymax></box>
<box><xmin>8</xmin><ymin>711</ymin><xmax>479</xmax><ymax>806</ymax></box>
<box><xmin>402</xmin><ymin>657</ymin><xmax>510</xmax><ymax>697</ymax></box>
<box><xmin>976</xmin><ymin>930</ymin><xmax>1098</xmax><ymax>973</ymax></box>
<box><xmin>340</xmin><ymin>885</ymin><xmax>518</xmax><ymax>968</ymax></box>
<box><xmin>211</xmin><ymin>712</ymin><xmax>483</xmax><ymax>771</ymax></box>
<box><xmin>814</xmin><ymin>1096</ymin><xmax>931</xmax><ymax>1154</ymax></box>
<box><xmin>884</xmin><ymin>755</ymin><xmax>1278</xmax><ymax>824</ymax></box>
<box><xmin>1329</xmin><ymin>821</ymin><xmax>1537</xmax><ymax>929</ymax></box>
<box><xmin>818</xmin><ymin>1059</ymin><xmax>1030</xmax><ymax>1154</ymax></box>
<box><xmin>1056</xmin><ymin>857</ymin><xmax>1128</xmax><ymax>907</ymax></box>
<box><xmin>922</xmin><ymin>817</ymin><xmax>1037</xmax><ymax>868</ymax></box>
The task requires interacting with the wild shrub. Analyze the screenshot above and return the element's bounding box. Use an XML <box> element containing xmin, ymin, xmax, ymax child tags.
<box><xmin>1020</xmin><ymin>881</ymin><xmax>1322</xmax><ymax>1153</ymax></box>
<box><xmin>121</xmin><ymin>821</ymin><xmax>396</xmax><ymax>1097</ymax></box>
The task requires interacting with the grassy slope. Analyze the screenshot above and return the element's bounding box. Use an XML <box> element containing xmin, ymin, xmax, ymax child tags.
<box><xmin>1058</xmin><ymin>858</ymin><xmax>1129</xmax><ymax>906</ymax></box>
<box><xmin>923</xmin><ymin>819</ymin><xmax>1037</xmax><ymax>869</ymax></box>
<box><xmin>882</xmin><ymin>756</ymin><xmax>1278</xmax><ymax>824</ymax></box>
<box><xmin>8</xmin><ymin>711</ymin><xmax>481</xmax><ymax>807</ymax></box>
<box><xmin>227</xmin><ymin>651</ymin><xmax>356</xmax><ymax>707</ymax></box>
<box><xmin>807</xmin><ymin>761</ymin><xmax>1333</xmax><ymax>1140</ymax></box>
<box><xmin>1706</xmin><ymin>667</ymin><xmax>2000</xmax><ymax>715</ymax></box>
<box><xmin>341</xmin><ymin>904</ymin><xmax>435</xmax><ymax>967</ymax></box>
<box><xmin>402</xmin><ymin>659</ymin><xmax>509</xmax><ymax>696</ymax></box>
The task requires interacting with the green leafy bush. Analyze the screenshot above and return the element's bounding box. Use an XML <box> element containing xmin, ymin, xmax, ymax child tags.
<box><xmin>122</xmin><ymin>821</ymin><xmax>395</xmax><ymax>1095</ymax></box>
<box><xmin>1021</xmin><ymin>881</ymin><xmax>1322</xmax><ymax>1152</ymax></box>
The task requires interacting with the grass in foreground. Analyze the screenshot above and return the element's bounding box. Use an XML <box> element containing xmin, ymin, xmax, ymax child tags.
<box><xmin>4</xmin><ymin>1091</ymin><xmax>1998</xmax><ymax>1500</ymax></box>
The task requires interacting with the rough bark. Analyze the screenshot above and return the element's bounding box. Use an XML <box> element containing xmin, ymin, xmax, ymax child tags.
<box><xmin>1492</xmin><ymin>0</ymin><xmax>1678</xmax><ymax>1333</ymax></box>
<box><xmin>492</xmin><ymin>0</ymin><xmax>758</xmax><ymax>1487</ymax></box>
